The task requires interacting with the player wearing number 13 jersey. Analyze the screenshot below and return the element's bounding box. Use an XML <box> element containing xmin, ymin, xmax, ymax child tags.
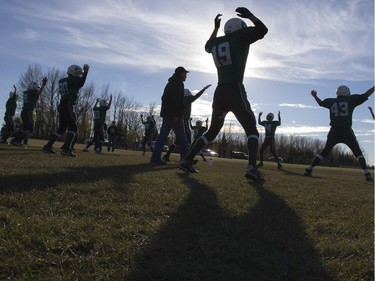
<box><xmin>304</xmin><ymin>85</ymin><xmax>374</xmax><ymax>182</ymax></box>
<box><xmin>178</xmin><ymin>7</ymin><xmax>268</xmax><ymax>181</ymax></box>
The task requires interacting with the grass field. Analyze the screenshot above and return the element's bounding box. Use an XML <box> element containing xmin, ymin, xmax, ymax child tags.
<box><xmin>0</xmin><ymin>139</ymin><xmax>373</xmax><ymax>281</ymax></box>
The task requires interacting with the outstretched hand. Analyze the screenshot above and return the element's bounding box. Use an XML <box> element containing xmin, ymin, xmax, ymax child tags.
<box><xmin>259</xmin><ymin>111</ymin><xmax>263</xmax><ymax>116</ymax></box>
<box><xmin>83</xmin><ymin>64</ymin><xmax>90</xmax><ymax>72</ymax></box>
<box><xmin>235</xmin><ymin>7</ymin><xmax>253</xmax><ymax>18</ymax></box>
<box><xmin>42</xmin><ymin>77</ymin><xmax>48</xmax><ymax>85</ymax></box>
<box><xmin>311</xmin><ymin>90</ymin><xmax>317</xmax><ymax>97</ymax></box>
<box><xmin>13</xmin><ymin>84</ymin><xmax>16</xmax><ymax>91</ymax></box>
<box><xmin>214</xmin><ymin>14</ymin><xmax>222</xmax><ymax>29</ymax></box>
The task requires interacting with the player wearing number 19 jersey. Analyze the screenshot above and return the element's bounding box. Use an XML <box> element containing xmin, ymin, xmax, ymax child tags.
<box><xmin>178</xmin><ymin>7</ymin><xmax>268</xmax><ymax>181</ymax></box>
<box><xmin>304</xmin><ymin>85</ymin><xmax>374</xmax><ymax>182</ymax></box>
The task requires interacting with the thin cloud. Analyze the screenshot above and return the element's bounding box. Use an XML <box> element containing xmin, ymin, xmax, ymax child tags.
<box><xmin>279</xmin><ymin>103</ymin><xmax>315</xmax><ymax>109</ymax></box>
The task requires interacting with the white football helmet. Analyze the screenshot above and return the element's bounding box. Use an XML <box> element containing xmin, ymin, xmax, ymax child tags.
<box><xmin>99</xmin><ymin>99</ymin><xmax>108</xmax><ymax>107</ymax></box>
<box><xmin>224</xmin><ymin>18</ymin><xmax>247</xmax><ymax>34</ymax></box>
<box><xmin>67</xmin><ymin>65</ymin><xmax>83</xmax><ymax>77</ymax></box>
<box><xmin>27</xmin><ymin>82</ymin><xmax>40</xmax><ymax>90</ymax></box>
<box><xmin>184</xmin><ymin>89</ymin><xmax>192</xmax><ymax>97</ymax></box>
<box><xmin>266</xmin><ymin>113</ymin><xmax>274</xmax><ymax>121</ymax></box>
<box><xmin>336</xmin><ymin>85</ymin><xmax>350</xmax><ymax>97</ymax></box>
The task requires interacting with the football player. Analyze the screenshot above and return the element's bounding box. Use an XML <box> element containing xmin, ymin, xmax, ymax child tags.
<box><xmin>258</xmin><ymin>111</ymin><xmax>282</xmax><ymax>169</ymax></box>
<box><xmin>43</xmin><ymin>64</ymin><xmax>90</xmax><ymax>156</ymax></box>
<box><xmin>107</xmin><ymin>121</ymin><xmax>118</xmax><ymax>152</ymax></box>
<box><xmin>11</xmin><ymin>78</ymin><xmax>47</xmax><ymax>147</ymax></box>
<box><xmin>190</xmin><ymin>118</ymin><xmax>209</xmax><ymax>162</ymax></box>
<box><xmin>83</xmin><ymin>96</ymin><xmax>112</xmax><ymax>153</ymax></box>
<box><xmin>1</xmin><ymin>85</ymin><xmax>18</xmax><ymax>144</ymax></box>
<box><xmin>304</xmin><ymin>86</ymin><xmax>374</xmax><ymax>182</ymax></box>
<box><xmin>178</xmin><ymin>7</ymin><xmax>268</xmax><ymax>181</ymax></box>
<box><xmin>140</xmin><ymin>115</ymin><xmax>156</xmax><ymax>155</ymax></box>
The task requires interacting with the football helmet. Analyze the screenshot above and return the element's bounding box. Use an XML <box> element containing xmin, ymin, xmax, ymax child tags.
<box><xmin>336</xmin><ymin>85</ymin><xmax>350</xmax><ymax>97</ymax></box>
<box><xmin>184</xmin><ymin>89</ymin><xmax>192</xmax><ymax>97</ymax></box>
<box><xmin>224</xmin><ymin>18</ymin><xmax>247</xmax><ymax>34</ymax></box>
<box><xmin>266</xmin><ymin>113</ymin><xmax>274</xmax><ymax>121</ymax></box>
<box><xmin>67</xmin><ymin>65</ymin><xmax>83</xmax><ymax>77</ymax></box>
<box><xmin>196</xmin><ymin>120</ymin><xmax>203</xmax><ymax>126</ymax></box>
<box><xmin>99</xmin><ymin>99</ymin><xmax>108</xmax><ymax>107</ymax></box>
<box><xmin>27</xmin><ymin>82</ymin><xmax>40</xmax><ymax>90</ymax></box>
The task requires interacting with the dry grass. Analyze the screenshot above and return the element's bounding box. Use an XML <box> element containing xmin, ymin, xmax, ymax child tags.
<box><xmin>0</xmin><ymin>139</ymin><xmax>373</xmax><ymax>280</ymax></box>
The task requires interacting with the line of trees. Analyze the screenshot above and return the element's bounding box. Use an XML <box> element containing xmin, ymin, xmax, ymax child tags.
<box><xmin>8</xmin><ymin>64</ymin><xmax>367</xmax><ymax>166</ymax></box>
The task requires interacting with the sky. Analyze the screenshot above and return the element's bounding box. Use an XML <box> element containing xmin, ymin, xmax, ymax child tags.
<box><xmin>0</xmin><ymin>0</ymin><xmax>374</xmax><ymax>164</ymax></box>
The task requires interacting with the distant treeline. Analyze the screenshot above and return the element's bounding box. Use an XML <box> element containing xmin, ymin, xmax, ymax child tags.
<box><xmin>7</xmin><ymin>64</ymin><xmax>367</xmax><ymax>167</ymax></box>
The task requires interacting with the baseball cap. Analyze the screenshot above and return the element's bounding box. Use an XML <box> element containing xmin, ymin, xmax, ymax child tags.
<box><xmin>175</xmin><ymin>66</ymin><xmax>189</xmax><ymax>74</ymax></box>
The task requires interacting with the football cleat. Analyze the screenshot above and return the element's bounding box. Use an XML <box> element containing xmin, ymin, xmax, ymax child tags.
<box><xmin>10</xmin><ymin>140</ymin><xmax>24</xmax><ymax>148</ymax></box>
<box><xmin>365</xmin><ymin>173</ymin><xmax>374</xmax><ymax>183</ymax></box>
<box><xmin>61</xmin><ymin>149</ymin><xmax>76</xmax><ymax>157</ymax></box>
<box><xmin>150</xmin><ymin>159</ymin><xmax>167</xmax><ymax>165</ymax></box>
<box><xmin>257</xmin><ymin>162</ymin><xmax>264</xmax><ymax>168</ymax></box>
<box><xmin>42</xmin><ymin>145</ymin><xmax>58</xmax><ymax>154</ymax></box>
<box><xmin>304</xmin><ymin>168</ymin><xmax>312</xmax><ymax>177</ymax></box>
<box><xmin>245</xmin><ymin>166</ymin><xmax>264</xmax><ymax>181</ymax></box>
<box><xmin>178</xmin><ymin>160</ymin><xmax>199</xmax><ymax>173</ymax></box>
<box><xmin>162</xmin><ymin>155</ymin><xmax>171</xmax><ymax>162</ymax></box>
<box><xmin>277</xmin><ymin>164</ymin><xmax>283</xmax><ymax>170</ymax></box>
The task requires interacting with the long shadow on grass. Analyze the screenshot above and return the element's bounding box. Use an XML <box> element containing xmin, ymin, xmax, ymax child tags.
<box><xmin>0</xmin><ymin>163</ymin><xmax>175</xmax><ymax>193</ymax></box>
<box><xmin>126</xmin><ymin>175</ymin><xmax>333</xmax><ymax>281</ymax></box>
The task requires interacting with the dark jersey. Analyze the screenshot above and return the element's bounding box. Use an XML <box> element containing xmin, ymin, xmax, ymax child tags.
<box><xmin>5</xmin><ymin>97</ymin><xmax>17</xmax><ymax>116</ymax></box>
<box><xmin>143</xmin><ymin>120</ymin><xmax>156</xmax><ymax>134</ymax></box>
<box><xmin>93</xmin><ymin>106</ymin><xmax>110</xmax><ymax>125</ymax></box>
<box><xmin>320</xmin><ymin>94</ymin><xmax>368</xmax><ymax>127</ymax></box>
<box><xmin>205</xmin><ymin>27</ymin><xmax>265</xmax><ymax>84</ymax></box>
<box><xmin>22</xmin><ymin>89</ymin><xmax>39</xmax><ymax>111</ymax></box>
<box><xmin>107</xmin><ymin>125</ymin><xmax>118</xmax><ymax>136</ymax></box>
<box><xmin>259</xmin><ymin>120</ymin><xmax>280</xmax><ymax>138</ymax></box>
<box><xmin>59</xmin><ymin>75</ymin><xmax>86</xmax><ymax>105</ymax></box>
<box><xmin>191</xmin><ymin>126</ymin><xmax>207</xmax><ymax>140</ymax></box>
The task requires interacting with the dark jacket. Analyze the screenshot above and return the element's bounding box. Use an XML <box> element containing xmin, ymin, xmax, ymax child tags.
<box><xmin>160</xmin><ymin>74</ymin><xmax>184</xmax><ymax>118</ymax></box>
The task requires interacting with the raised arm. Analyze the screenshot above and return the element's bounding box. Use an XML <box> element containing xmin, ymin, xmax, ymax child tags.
<box><xmin>208</xmin><ymin>14</ymin><xmax>222</xmax><ymax>40</ymax></box>
<box><xmin>38</xmin><ymin>77</ymin><xmax>48</xmax><ymax>95</ymax></box>
<box><xmin>311</xmin><ymin>90</ymin><xmax>322</xmax><ymax>106</ymax></box>
<box><xmin>258</xmin><ymin>112</ymin><xmax>263</xmax><ymax>125</ymax></box>
<box><xmin>235</xmin><ymin>7</ymin><xmax>268</xmax><ymax>37</ymax></box>
<box><xmin>278</xmin><ymin>111</ymin><xmax>281</xmax><ymax>125</ymax></box>
<box><xmin>363</xmin><ymin>86</ymin><xmax>374</xmax><ymax>98</ymax></box>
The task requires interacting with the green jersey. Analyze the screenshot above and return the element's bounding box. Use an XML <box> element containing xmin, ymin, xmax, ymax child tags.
<box><xmin>320</xmin><ymin>94</ymin><xmax>368</xmax><ymax>127</ymax></box>
<box><xmin>22</xmin><ymin>89</ymin><xmax>39</xmax><ymax>111</ymax></box>
<box><xmin>205</xmin><ymin>27</ymin><xmax>264</xmax><ymax>84</ymax></box>
<box><xmin>59</xmin><ymin>75</ymin><xmax>86</xmax><ymax>105</ymax></box>
<box><xmin>93</xmin><ymin>105</ymin><xmax>110</xmax><ymax>125</ymax></box>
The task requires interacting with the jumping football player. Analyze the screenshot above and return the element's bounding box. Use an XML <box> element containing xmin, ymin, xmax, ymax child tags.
<box><xmin>11</xmin><ymin>78</ymin><xmax>47</xmax><ymax>147</ymax></box>
<box><xmin>258</xmin><ymin>111</ymin><xmax>282</xmax><ymax>169</ymax></box>
<box><xmin>190</xmin><ymin>118</ymin><xmax>209</xmax><ymax>162</ymax></box>
<box><xmin>83</xmin><ymin>96</ymin><xmax>112</xmax><ymax>153</ymax></box>
<box><xmin>178</xmin><ymin>7</ymin><xmax>268</xmax><ymax>181</ymax></box>
<box><xmin>1</xmin><ymin>85</ymin><xmax>18</xmax><ymax>144</ymax></box>
<box><xmin>304</xmin><ymin>86</ymin><xmax>374</xmax><ymax>182</ymax></box>
<box><xmin>43</xmin><ymin>64</ymin><xmax>90</xmax><ymax>156</ymax></box>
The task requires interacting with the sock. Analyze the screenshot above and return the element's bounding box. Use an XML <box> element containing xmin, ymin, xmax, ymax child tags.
<box><xmin>185</xmin><ymin>136</ymin><xmax>208</xmax><ymax>161</ymax></box>
<box><xmin>247</xmin><ymin>135</ymin><xmax>259</xmax><ymax>166</ymax></box>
